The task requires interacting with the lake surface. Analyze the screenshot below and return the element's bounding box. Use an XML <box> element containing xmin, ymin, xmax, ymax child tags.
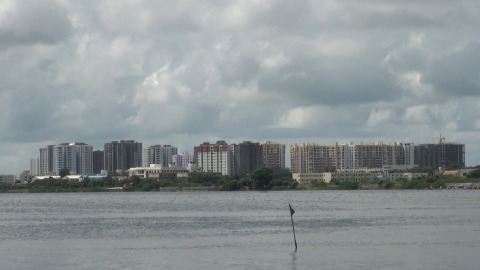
<box><xmin>1</xmin><ymin>190</ymin><xmax>479</xmax><ymax>270</ymax></box>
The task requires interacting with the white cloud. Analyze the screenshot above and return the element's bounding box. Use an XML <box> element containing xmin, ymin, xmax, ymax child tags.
<box><xmin>407</xmin><ymin>32</ymin><xmax>425</xmax><ymax>49</ymax></box>
<box><xmin>403</xmin><ymin>105</ymin><xmax>432</xmax><ymax>123</ymax></box>
<box><xmin>367</xmin><ymin>108</ymin><xmax>393</xmax><ymax>128</ymax></box>
<box><xmin>261</xmin><ymin>53</ymin><xmax>290</xmax><ymax>70</ymax></box>
<box><xmin>274</xmin><ymin>107</ymin><xmax>313</xmax><ymax>129</ymax></box>
<box><xmin>397</xmin><ymin>71</ymin><xmax>434</xmax><ymax>97</ymax></box>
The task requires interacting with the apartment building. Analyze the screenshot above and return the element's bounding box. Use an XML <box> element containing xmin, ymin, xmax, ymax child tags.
<box><xmin>195</xmin><ymin>141</ymin><xmax>231</xmax><ymax>176</ymax></box>
<box><xmin>414</xmin><ymin>143</ymin><xmax>465</xmax><ymax>169</ymax></box>
<box><xmin>93</xmin><ymin>150</ymin><xmax>104</xmax><ymax>174</ymax></box>
<box><xmin>231</xmin><ymin>141</ymin><xmax>263</xmax><ymax>176</ymax></box>
<box><xmin>292</xmin><ymin>141</ymin><xmax>417</xmax><ymax>173</ymax></box>
<box><xmin>104</xmin><ymin>140</ymin><xmax>143</xmax><ymax>174</ymax></box>
<box><xmin>261</xmin><ymin>141</ymin><xmax>286</xmax><ymax>169</ymax></box>
<box><xmin>144</xmin><ymin>145</ymin><xmax>178</xmax><ymax>167</ymax></box>
<box><xmin>38</xmin><ymin>145</ymin><xmax>55</xmax><ymax>175</ymax></box>
<box><xmin>291</xmin><ymin>143</ymin><xmax>335</xmax><ymax>173</ymax></box>
<box><xmin>172</xmin><ymin>151</ymin><xmax>193</xmax><ymax>167</ymax></box>
<box><xmin>53</xmin><ymin>143</ymin><xmax>93</xmax><ymax>175</ymax></box>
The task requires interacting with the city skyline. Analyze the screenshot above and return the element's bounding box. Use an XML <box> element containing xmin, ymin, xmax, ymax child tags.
<box><xmin>2</xmin><ymin>1</ymin><xmax>480</xmax><ymax>174</ymax></box>
<box><xmin>22</xmin><ymin>138</ymin><xmax>466</xmax><ymax>177</ymax></box>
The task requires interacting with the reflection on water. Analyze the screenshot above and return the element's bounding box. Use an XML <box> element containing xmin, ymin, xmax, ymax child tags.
<box><xmin>291</xmin><ymin>251</ymin><xmax>297</xmax><ymax>270</ymax></box>
<box><xmin>1</xmin><ymin>191</ymin><xmax>480</xmax><ymax>270</ymax></box>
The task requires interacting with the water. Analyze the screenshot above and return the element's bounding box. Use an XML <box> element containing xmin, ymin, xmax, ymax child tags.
<box><xmin>1</xmin><ymin>190</ymin><xmax>480</xmax><ymax>270</ymax></box>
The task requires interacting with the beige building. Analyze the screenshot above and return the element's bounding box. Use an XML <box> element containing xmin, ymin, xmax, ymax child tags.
<box><xmin>290</xmin><ymin>143</ymin><xmax>336</xmax><ymax>173</ymax></box>
<box><xmin>291</xmin><ymin>141</ymin><xmax>416</xmax><ymax>173</ymax></box>
<box><xmin>261</xmin><ymin>141</ymin><xmax>286</xmax><ymax>169</ymax></box>
<box><xmin>292</xmin><ymin>173</ymin><xmax>331</xmax><ymax>185</ymax></box>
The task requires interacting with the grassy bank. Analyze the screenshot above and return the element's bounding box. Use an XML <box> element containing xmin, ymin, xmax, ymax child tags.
<box><xmin>3</xmin><ymin>173</ymin><xmax>480</xmax><ymax>193</ymax></box>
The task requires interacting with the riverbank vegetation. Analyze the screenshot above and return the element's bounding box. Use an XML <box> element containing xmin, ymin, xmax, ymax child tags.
<box><xmin>2</xmin><ymin>168</ymin><xmax>480</xmax><ymax>193</ymax></box>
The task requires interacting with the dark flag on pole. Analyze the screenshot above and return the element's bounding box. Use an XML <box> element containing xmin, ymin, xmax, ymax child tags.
<box><xmin>289</xmin><ymin>203</ymin><xmax>295</xmax><ymax>216</ymax></box>
<box><xmin>289</xmin><ymin>203</ymin><xmax>297</xmax><ymax>252</ymax></box>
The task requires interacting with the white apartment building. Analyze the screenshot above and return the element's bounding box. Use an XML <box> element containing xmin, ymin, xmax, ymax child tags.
<box><xmin>196</xmin><ymin>141</ymin><xmax>231</xmax><ymax>176</ymax></box>
<box><xmin>53</xmin><ymin>143</ymin><xmax>93</xmax><ymax>175</ymax></box>
<box><xmin>30</xmin><ymin>158</ymin><xmax>39</xmax><ymax>176</ymax></box>
<box><xmin>144</xmin><ymin>145</ymin><xmax>178</xmax><ymax>167</ymax></box>
<box><xmin>39</xmin><ymin>145</ymin><xmax>54</xmax><ymax>175</ymax></box>
<box><xmin>403</xmin><ymin>143</ymin><xmax>415</xmax><ymax>166</ymax></box>
<box><xmin>336</xmin><ymin>142</ymin><xmax>357</xmax><ymax>170</ymax></box>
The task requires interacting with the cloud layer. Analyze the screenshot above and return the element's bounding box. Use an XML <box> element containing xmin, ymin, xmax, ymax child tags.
<box><xmin>1</xmin><ymin>0</ymin><xmax>480</xmax><ymax>173</ymax></box>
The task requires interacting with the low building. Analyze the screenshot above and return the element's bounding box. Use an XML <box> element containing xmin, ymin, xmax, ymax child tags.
<box><xmin>441</xmin><ymin>168</ymin><xmax>475</xmax><ymax>177</ymax></box>
<box><xmin>292</xmin><ymin>173</ymin><xmax>330</xmax><ymax>185</ymax></box>
<box><xmin>31</xmin><ymin>175</ymin><xmax>62</xmax><ymax>182</ymax></box>
<box><xmin>0</xmin><ymin>175</ymin><xmax>16</xmax><ymax>185</ymax></box>
<box><xmin>128</xmin><ymin>163</ymin><xmax>201</xmax><ymax>179</ymax></box>
<box><xmin>292</xmin><ymin>170</ymin><xmax>428</xmax><ymax>185</ymax></box>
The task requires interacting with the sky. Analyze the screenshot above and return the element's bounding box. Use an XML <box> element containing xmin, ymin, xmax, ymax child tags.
<box><xmin>1</xmin><ymin>0</ymin><xmax>480</xmax><ymax>174</ymax></box>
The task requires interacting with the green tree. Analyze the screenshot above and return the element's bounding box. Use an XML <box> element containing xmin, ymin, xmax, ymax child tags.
<box><xmin>59</xmin><ymin>168</ymin><xmax>70</xmax><ymax>178</ymax></box>
<box><xmin>467</xmin><ymin>169</ymin><xmax>480</xmax><ymax>179</ymax></box>
<box><xmin>338</xmin><ymin>181</ymin><xmax>359</xmax><ymax>190</ymax></box>
<box><xmin>251</xmin><ymin>167</ymin><xmax>273</xmax><ymax>190</ymax></box>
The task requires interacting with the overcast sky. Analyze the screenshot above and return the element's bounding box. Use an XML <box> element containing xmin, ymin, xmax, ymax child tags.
<box><xmin>1</xmin><ymin>0</ymin><xmax>480</xmax><ymax>174</ymax></box>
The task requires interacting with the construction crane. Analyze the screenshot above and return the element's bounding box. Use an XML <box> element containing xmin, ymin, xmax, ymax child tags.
<box><xmin>426</xmin><ymin>133</ymin><xmax>445</xmax><ymax>144</ymax></box>
<box><xmin>425</xmin><ymin>133</ymin><xmax>447</xmax><ymax>171</ymax></box>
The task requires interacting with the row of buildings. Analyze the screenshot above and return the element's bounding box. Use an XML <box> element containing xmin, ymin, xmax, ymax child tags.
<box><xmin>290</xmin><ymin>141</ymin><xmax>465</xmax><ymax>173</ymax></box>
<box><xmin>28</xmin><ymin>140</ymin><xmax>286</xmax><ymax>177</ymax></box>
<box><xmin>26</xmin><ymin>139</ymin><xmax>465</xmax><ymax>180</ymax></box>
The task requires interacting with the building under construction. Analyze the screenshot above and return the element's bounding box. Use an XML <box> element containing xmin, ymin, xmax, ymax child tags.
<box><xmin>414</xmin><ymin>142</ymin><xmax>465</xmax><ymax>169</ymax></box>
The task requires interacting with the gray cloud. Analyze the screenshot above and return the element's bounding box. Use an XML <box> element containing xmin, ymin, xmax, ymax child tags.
<box><xmin>1</xmin><ymin>0</ymin><xmax>480</xmax><ymax>173</ymax></box>
<box><xmin>427</xmin><ymin>43</ymin><xmax>480</xmax><ymax>97</ymax></box>
<box><xmin>0</xmin><ymin>0</ymin><xmax>71</xmax><ymax>47</ymax></box>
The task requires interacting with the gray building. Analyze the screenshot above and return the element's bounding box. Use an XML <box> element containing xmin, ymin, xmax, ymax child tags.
<box><xmin>93</xmin><ymin>150</ymin><xmax>104</xmax><ymax>174</ymax></box>
<box><xmin>231</xmin><ymin>141</ymin><xmax>264</xmax><ymax>176</ymax></box>
<box><xmin>415</xmin><ymin>143</ymin><xmax>465</xmax><ymax>169</ymax></box>
<box><xmin>104</xmin><ymin>140</ymin><xmax>143</xmax><ymax>174</ymax></box>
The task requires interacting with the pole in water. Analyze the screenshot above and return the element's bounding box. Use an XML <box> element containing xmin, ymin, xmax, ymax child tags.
<box><xmin>289</xmin><ymin>203</ymin><xmax>297</xmax><ymax>252</ymax></box>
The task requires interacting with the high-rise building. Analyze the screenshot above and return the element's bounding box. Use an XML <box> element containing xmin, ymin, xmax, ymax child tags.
<box><xmin>144</xmin><ymin>145</ymin><xmax>178</xmax><ymax>167</ymax></box>
<box><xmin>261</xmin><ymin>141</ymin><xmax>286</xmax><ymax>169</ymax></box>
<box><xmin>162</xmin><ymin>145</ymin><xmax>177</xmax><ymax>166</ymax></box>
<box><xmin>355</xmin><ymin>142</ymin><xmax>408</xmax><ymax>169</ymax></box>
<box><xmin>195</xmin><ymin>141</ymin><xmax>231</xmax><ymax>176</ymax></box>
<box><xmin>231</xmin><ymin>141</ymin><xmax>263</xmax><ymax>176</ymax></box>
<box><xmin>291</xmin><ymin>143</ymin><xmax>332</xmax><ymax>173</ymax></box>
<box><xmin>39</xmin><ymin>145</ymin><xmax>54</xmax><ymax>175</ymax></box>
<box><xmin>403</xmin><ymin>143</ymin><xmax>415</xmax><ymax>166</ymax></box>
<box><xmin>30</xmin><ymin>158</ymin><xmax>39</xmax><ymax>176</ymax></box>
<box><xmin>93</xmin><ymin>150</ymin><xmax>104</xmax><ymax>174</ymax></box>
<box><xmin>104</xmin><ymin>140</ymin><xmax>142</xmax><ymax>174</ymax></box>
<box><xmin>335</xmin><ymin>143</ymin><xmax>357</xmax><ymax>170</ymax></box>
<box><xmin>52</xmin><ymin>142</ymin><xmax>93</xmax><ymax>175</ymax></box>
<box><xmin>414</xmin><ymin>143</ymin><xmax>465</xmax><ymax>169</ymax></box>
